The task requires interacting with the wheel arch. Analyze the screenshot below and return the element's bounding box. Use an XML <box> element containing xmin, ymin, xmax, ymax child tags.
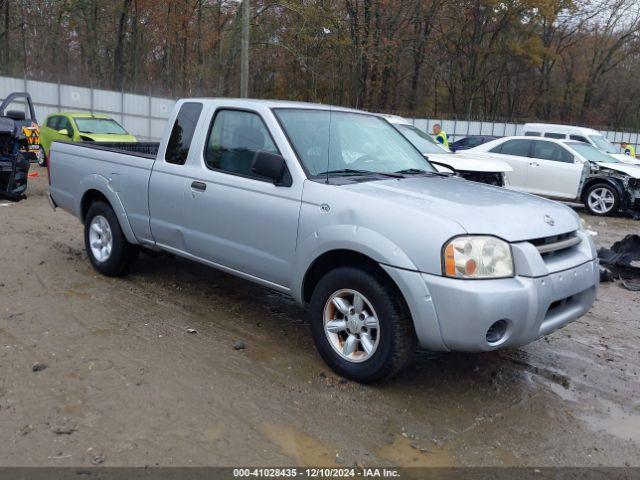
<box><xmin>301</xmin><ymin>249</ymin><xmax>405</xmax><ymax>305</ymax></box>
<box><xmin>77</xmin><ymin>177</ymin><xmax>138</xmax><ymax>244</ymax></box>
<box><xmin>580</xmin><ymin>176</ymin><xmax>625</xmax><ymax>203</ymax></box>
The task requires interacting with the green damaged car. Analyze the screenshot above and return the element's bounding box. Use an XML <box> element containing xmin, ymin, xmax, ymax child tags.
<box><xmin>39</xmin><ymin>112</ymin><xmax>136</xmax><ymax>165</ymax></box>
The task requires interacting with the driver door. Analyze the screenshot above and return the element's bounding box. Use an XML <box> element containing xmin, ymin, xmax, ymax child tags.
<box><xmin>180</xmin><ymin>108</ymin><xmax>304</xmax><ymax>289</ymax></box>
<box><xmin>42</xmin><ymin>115</ymin><xmax>74</xmax><ymax>153</ymax></box>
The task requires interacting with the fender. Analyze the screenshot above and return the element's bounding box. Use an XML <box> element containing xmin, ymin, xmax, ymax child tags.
<box><xmin>78</xmin><ymin>173</ymin><xmax>138</xmax><ymax>245</ymax></box>
<box><xmin>290</xmin><ymin>224</ymin><xmax>419</xmax><ymax>303</ymax></box>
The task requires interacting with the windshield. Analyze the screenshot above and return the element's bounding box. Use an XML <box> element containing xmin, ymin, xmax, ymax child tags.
<box><xmin>394</xmin><ymin>124</ymin><xmax>450</xmax><ymax>154</ymax></box>
<box><xmin>74</xmin><ymin>118</ymin><xmax>128</xmax><ymax>135</ymax></box>
<box><xmin>568</xmin><ymin>142</ymin><xmax>618</xmax><ymax>163</ymax></box>
<box><xmin>588</xmin><ymin>135</ymin><xmax>619</xmax><ymax>154</ymax></box>
<box><xmin>274</xmin><ymin>109</ymin><xmax>436</xmax><ymax>177</ymax></box>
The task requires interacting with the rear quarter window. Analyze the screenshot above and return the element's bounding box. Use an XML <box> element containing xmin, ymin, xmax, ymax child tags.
<box><xmin>570</xmin><ymin>135</ymin><xmax>588</xmax><ymax>143</ymax></box>
<box><xmin>165</xmin><ymin>102</ymin><xmax>203</xmax><ymax>165</ymax></box>
<box><xmin>491</xmin><ymin>139</ymin><xmax>531</xmax><ymax>156</ymax></box>
<box><xmin>544</xmin><ymin>132</ymin><xmax>566</xmax><ymax>139</ymax></box>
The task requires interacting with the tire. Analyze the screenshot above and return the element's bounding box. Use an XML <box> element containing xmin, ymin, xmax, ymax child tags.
<box><xmin>37</xmin><ymin>147</ymin><xmax>47</xmax><ymax>167</ymax></box>
<box><xmin>584</xmin><ymin>182</ymin><xmax>620</xmax><ymax>216</ymax></box>
<box><xmin>84</xmin><ymin>201</ymin><xmax>138</xmax><ymax>276</ymax></box>
<box><xmin>309</xmin><ymin>266</ymin><xmax>416</xmax><ymax>383</ymax></box>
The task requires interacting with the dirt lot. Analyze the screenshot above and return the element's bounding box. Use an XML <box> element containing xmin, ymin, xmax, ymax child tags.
<box><xmin>0</xmin><ymin>168</ymin><xmax>639</xmax><ymax>467</ymax></box>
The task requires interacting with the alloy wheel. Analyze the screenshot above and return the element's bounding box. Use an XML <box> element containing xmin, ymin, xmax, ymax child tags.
<box><xmin>89</xmin><ymin>215</ymin><xmax>113</xmax><ymax>262</ymax></box>
<box><xmin>323</xmin><ymin>289</ymin><xmax>380</xmax><ymax>363</ymax></box>
<box><xmin>587</xmin><ymin>187</ymin><xmax>615</xmax><ymax>214</ymax></box>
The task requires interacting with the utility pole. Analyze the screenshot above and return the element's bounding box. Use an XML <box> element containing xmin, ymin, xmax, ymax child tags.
<box><xmin>240</xmin><ymin>0</ymin><xmax>250</xmax><ymax>98</ymax></box>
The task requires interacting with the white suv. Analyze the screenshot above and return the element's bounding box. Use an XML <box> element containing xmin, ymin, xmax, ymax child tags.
<box><xmin>522</xmin><ymin>123</ymin><xmax>639</xmax><ymax>165</ymax></box>
<box><xmin>469</xmin><ymin>136</ymin><xmax>640</xmax><ymax>216</ymax></box>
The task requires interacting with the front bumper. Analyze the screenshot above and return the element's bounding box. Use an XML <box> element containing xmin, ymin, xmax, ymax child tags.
<box><xmin>383</xmin><ymin>257</ymin><xmax>599</xmax><ymax>352</ymax></box>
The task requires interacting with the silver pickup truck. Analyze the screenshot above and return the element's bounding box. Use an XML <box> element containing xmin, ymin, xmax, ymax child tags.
<box><xmin>48</xmin><ymin>99</ymin><xmax>599</xmax><ymax>383</ymax></box>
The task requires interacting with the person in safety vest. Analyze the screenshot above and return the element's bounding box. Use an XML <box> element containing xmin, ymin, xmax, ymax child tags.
<box><xmin>432</xmin><ymin>124</ymin><xmax>449</xmax><ymax>149</ymax></box>
<box><xmin>621</xmin><ymin>141</ymin><xmax>636</xmax><ymax>157</ymax></box>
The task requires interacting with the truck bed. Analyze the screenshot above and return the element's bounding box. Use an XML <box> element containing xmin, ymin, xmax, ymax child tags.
<box><xmin>49</xmin><ymin>140</ymin><xmax>156</xmax><ymax>243</ymax></box>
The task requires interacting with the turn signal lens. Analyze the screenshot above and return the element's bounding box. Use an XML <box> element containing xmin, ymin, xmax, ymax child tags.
<box><xmin>443</xmin><ymin>236</ymin><xmax>514</xmax><ymax>279</ymax></box>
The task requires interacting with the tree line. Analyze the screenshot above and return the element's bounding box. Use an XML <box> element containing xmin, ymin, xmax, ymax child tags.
<box><xmin>2</xmin><ymin>0</ymin><xmax>640</xmax><ymax>130</ymax></box>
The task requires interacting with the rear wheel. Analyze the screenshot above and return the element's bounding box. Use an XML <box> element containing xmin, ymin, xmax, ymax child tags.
<box><xmin>84</xmin><ymin>201</ymin><xmax>138</xmax><ymax>276</ymax></box>
<box><xmin>584</xmin><ymin>183</ymin><xmax>620</xmax><ymax>216</ymax></box>
<box><xmin>309</xmin><ymin>266</ymin><xmax>415</xmax><ymax>383</ymax></box>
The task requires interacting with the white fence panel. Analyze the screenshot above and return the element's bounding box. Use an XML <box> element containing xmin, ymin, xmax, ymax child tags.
<box><xmin>26</xmin><ymin>80</ymin><xmax>57</xmax><ymax>105</ymax></box>
<box><xmin>0</xmin><ymin>75</ymin><xmax>175</xmax><ymax>140</ymax></box>
<box><xmin>59</xmin><ymin>84</ymin><xmax>91</xmax><ymax>109</ymax></box>
<box><xmin>123</xmin><ymin>93</ymin><xmax>149</xmax><ymax>116</ymax></box>
<box><xmin>93</xmin><ymin>89</ymin><xmax>121</xmax><ymax>112</ymax></box>
<box><xmin>1</xmin><ymin>75</ymin><xmax>639</xmax><ymax>144</ymax></box>
<box><xmin>151</xmin><ymin>97</ymin><xmax>174</xmax><ymax>119</ymax></box>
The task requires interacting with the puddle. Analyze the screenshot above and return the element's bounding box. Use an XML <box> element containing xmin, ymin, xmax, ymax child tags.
<box><xmin>260</xmin><ymin>423</ymin><xmax>336</xmax><ymax>466</ymax></box>
<box><xmin>378</xmin><ymin>434</ymin><xmax>454</xmax><ymax>467</ymax></box>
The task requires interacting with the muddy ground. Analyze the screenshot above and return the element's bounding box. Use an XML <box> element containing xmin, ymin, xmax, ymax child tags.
<box><xmin>0</xmin><ymin>168</ymin><xmax>639</xmax><ymax>467</ymax></box>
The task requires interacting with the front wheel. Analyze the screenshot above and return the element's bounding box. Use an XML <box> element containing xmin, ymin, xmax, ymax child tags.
<box><xmin>309</xmin><ymin>266</ymin><xmax>415</xmax><ymax>383</ymax></box>
<box><xmin>584</xmin><ymin>183</ymin><xmax>620</xmax><ymax>216</ymax></box>
<box><xmin>84</xmin><ymin>201</ymin><xmax>138</xmax><ymax>276</ymax></box>
<box><xmin>37</xmin><ymin>146</ymin><xmax>47</xmax><ymax>167</ymax></box>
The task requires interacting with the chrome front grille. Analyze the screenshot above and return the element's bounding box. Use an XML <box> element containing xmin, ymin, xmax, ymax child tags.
<box><xmin>529</xmin><ymin>231</ymin><xmax>581</xmax><ymax>256</ymax></box>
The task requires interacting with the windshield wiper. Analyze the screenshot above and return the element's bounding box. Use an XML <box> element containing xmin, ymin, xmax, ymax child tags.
<box><xmin>318</xmin><ymin>169</ymin><xmax>404</xmax><ymax>178</ymax></box>
<box><xmin>395</xmin><ymin>168</ymin><xmax>451</xmax><ymax>177</ymax></box>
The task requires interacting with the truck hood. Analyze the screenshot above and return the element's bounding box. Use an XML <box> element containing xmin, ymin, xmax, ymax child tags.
<box><xmin>426</xmin><ymin>152</ymin><xmax>512</xmax><ymax>173</ymax></box>
<box><xmin>79</xmin><ymin>133</ymin><xmax>138</xmax><ymax>142</ymax></box>
<box><xmin>610</xmin><ymin>153</ymin><xmax>640</xmax><ymax>165</ymax></box>
<box><xmin>348</xmin><ymin>176</ymin><xmax>579</xmax><ymax>242</ymax></box>
<box><xmin>596</xmin><ymin>162</ymin><xmax>640</xmax><ymax>179</ymax></box>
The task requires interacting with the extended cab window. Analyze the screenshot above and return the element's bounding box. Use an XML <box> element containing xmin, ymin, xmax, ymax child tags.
<box><xmin>570</xmin><ymin>135</ymin><xmax>588</xmax><ymax>143</ymax></box>
<box><xmin>491</xmin><ymin>139</ymin><xmax>530</xmax><ymax>156</ymax></box>
<box><xmin>531</xmin><ymin>141</ymin><xmax>574</xmax><ymax>163</ymax></box>
<box><xmin>204</xmin><ymin>109</ymin><xmax>279</xmax><ymax>180</ymax></box>
<box><xmin>524</xmin><ymin>131</ymin><xmax>541</xmax><ymax>136</ymax></box>
<box><xmin>166</xmin><ymin>102</ymin><xmax>203</xmax><ymax>165</ymax></box>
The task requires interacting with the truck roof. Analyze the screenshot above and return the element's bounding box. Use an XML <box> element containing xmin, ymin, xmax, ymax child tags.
<box><xmin>181</xmin><ymin>98</ymin><xmax>367</xmax><ymax>114</ymax></box>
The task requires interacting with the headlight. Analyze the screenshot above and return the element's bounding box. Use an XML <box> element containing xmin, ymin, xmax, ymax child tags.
<box><xmin>443</xmin><ymin>236</ymin><xmax>514</xmax><ymax>279</ymax></box>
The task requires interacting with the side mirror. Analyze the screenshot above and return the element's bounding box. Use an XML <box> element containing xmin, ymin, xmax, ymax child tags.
<box><xmin>58</xmin><ymin>128</ymin><xmax>71</xmax><ymax>137</ymax></box>
<box><xmin>252</xmin><ymin>151</ymin><xmax>291</xmax><ymax>186</ymax></box>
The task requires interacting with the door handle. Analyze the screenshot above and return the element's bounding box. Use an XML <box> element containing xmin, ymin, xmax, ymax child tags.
<box><xmin>529</xmin><ymin>162</ymin><xmax>539</xmax><ymax>167</ymax></box>
<box><xmin>191</xmin><ymin>181</ymin><xmax>207</xmax><ymax>192</ymax></box>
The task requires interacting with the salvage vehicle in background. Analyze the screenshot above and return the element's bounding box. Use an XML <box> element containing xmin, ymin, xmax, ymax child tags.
<box><xmin>522</xmin><ymin>123</ymin><xmax>639</xmax><ymax>165</ymax></box>
<box><xmin>450</xmin><ymin>135</ymin><xmax>500</xmax><ymax>152</ymax></box>
<box><xmin>39</xmin><ymin>112</ymin><xmax>136</xmax><ymax>165</ymax></box>
<box><xmin>48</xmin><ymin>99</ymin><xmax>599</xmax><ymax>382</ymax></box>
<box><xmin>0</xmin><ymin>92</ymin><xmax>39</xmax><ymax>199</ymax></box>
<box><xmin>469</xmin><ymin>136</ymin><xmax>640</xmax><ymax>216</ymax></box>
<box><xmin>382</xmin><ymin>115</ymin><xmax>512</xmax><ymax>186</ymax></box>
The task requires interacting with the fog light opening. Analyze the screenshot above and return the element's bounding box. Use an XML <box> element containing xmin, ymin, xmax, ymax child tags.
<box><xmin>486</xmin><ymin>320</ymin><xmax>508</xmax><ymax>345</ymax></box>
